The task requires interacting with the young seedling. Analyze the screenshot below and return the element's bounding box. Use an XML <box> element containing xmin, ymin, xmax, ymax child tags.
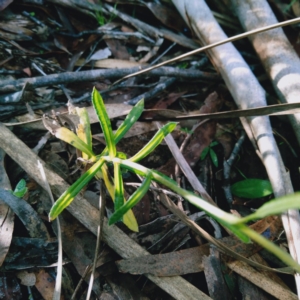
<box><xmin>200</xmin><ymin>140</ymin><xmax>219</xmax><ymax>167</ymax></box>
<box><xmin>10</xmin><ymin>179</ymin><xmax>28</xmax><ymax>198</ymax></box>
<box><xmin>46</xmin><ymin>87</ymin><xmax>300</xmax><ymax>273</ymax></box>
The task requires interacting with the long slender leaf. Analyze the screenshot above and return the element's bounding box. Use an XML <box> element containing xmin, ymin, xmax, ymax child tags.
<box><xmin>109</xmin><ymin>172</ymin><xmax>152</xmax><ymax>225</ymax></box>
<box><xmin>92</xmin><ymin>87</ymin><xmax>116</xmax><ymax>158</ymax></box>
<box><xmin>114</xmin><ymin>161</ymin><xmax>124</xmax><ymax>211</ymax></box>
<box><xmin>235</xmin><ymin>192</ymin><xmax>300</xmax><ymax>224</ymax></box>
<box><xmin>96</xmin><ymin>166</ymin><xmax>139</xmax><ymax>232</ymax></box>
<box><xmin>114</xmin><ymin>99</ymin><xmax>144</xmax><ymax>144</ymax></box>
<box><xmin>55</xmin><ymin>127</ymin><xmax>95</xmax><ymax>159</ymax></box>
<box><xmin>49</xmin><ymin>158</ymin><xmax>105</xmax><ymax>220</ymax></box>
<box><xmin>241</xmin><ymin>225</ymin><xmax>300</xmax><ymax>273</ymax></box>
<box><xmin>98</xmin><ymin>99</ymin><xmax>144</xmax><ymax>158</ymax></box>
<box><xmin>129</xmin><ymin>122</ymin><xmax>177</xmax><ymax>162</ymax></box>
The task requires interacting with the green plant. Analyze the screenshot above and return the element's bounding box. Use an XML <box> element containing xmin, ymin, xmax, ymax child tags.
<box><xmin>231</xmin><ymin>179</ymin><xmax>273</xmax><ymax>198</ymax></box>
<box><xmin>200</xmin><ymin>140</ymin><xmax>219</xmax><ymax>167</ymax></box>
<box><xmin>95</xmin><ymin>1</ymin><xmax>117</xmax><ymax>26</ymax></box>
<box><xmin>47</xmin><ymin>87</ymin><xmax>300</xmax><ymax>272</ymax></box>
<box><xmin>10</xmin><ymin>179</ymin><xmax>27</xmax><ymax>198</ymax></box>
<box><xmin>180</xmin><ymin>127</ymin><xmax>193</xmax><ymax>134</ymax></box>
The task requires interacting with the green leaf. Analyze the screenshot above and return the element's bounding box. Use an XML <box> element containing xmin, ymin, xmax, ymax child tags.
<box><xmin>209</xmin><ymin>148</ymin><xmax>218</xmax><ymax>167</ymax></box>
<box><xmin>98</xmin><ymin>99</ymin><xmax>144</xmax><ymax>158</ymax></box>
<box><xmin>92</xmin><ymin>87</ymin><xmax>116</xmax><ymax>158</ymax></box>
<box><xmin>129</xmin><ymin>122</ymin><xmax>177</xmax><ymax>162</ymax></box>
<box><xmin>200</xmin><ymin>146</ymin><xmax>210</xmax><ymax>160</ymax></box>
<box><xmin>114</xmin><ymin>99</ymin><xmax>144</xmax><ymax>144</ymax></box>
<box><xmin>231</xmin><ymin>179</ymin><xmax>273</xmax><ymax>199</ymax></box>
<box><xmin>49</xmin><ymin>158</ymin><xmax>105</xmax><ymax>220</ymax></box>
<box><xmin>55</xmin><ymin>127</ymin><xmax>95</xmax><ymax>159</ymax></box>
<box><xmin>210</xmin><ymin>141</ymin><xmax>219</xmax><ymax>147</ymax></box>
<box><xmin>235</xmin><ymin>192</ymin><xmax>300</xmax><ymax>224</ymax></box>
<box><xmin>114</xmin><ymin>161</ymin><xmax>125</xmax><ymax>211</ymax></box>
<box><xmin>109</xmin><ymin>172</ymin><xmax>152</xmax><ymax>225</ymax></box>
<box><xmin>97</xmin><ymin>165</ymin><xmax>139</xmax><ymax>232</ymax></box>
<box><xmin>13</xmin><ymin>179</ymin><xmax>27</xmax><ymax>198</ymax></box>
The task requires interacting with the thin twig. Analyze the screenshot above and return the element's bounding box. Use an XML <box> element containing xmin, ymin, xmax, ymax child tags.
<box><xmin>223</xmin><ymin>131</ymin><xmax>246</xmax><ymax>206</ymax></box>
<box><xmin>113</xmin><ymin>16</ymin><xmax>300</xmax><ymax>85</ymax></box>
<box><xmin>0</xmin><ymin>67</ymin><xmax>220</xmax><ymax>94</ymax></box>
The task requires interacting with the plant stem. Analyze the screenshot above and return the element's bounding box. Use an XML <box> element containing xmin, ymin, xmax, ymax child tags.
<box><xmin>104</xmin><ymin>156</ymin><xmax>300</xmax><ymax>273</ymax></box>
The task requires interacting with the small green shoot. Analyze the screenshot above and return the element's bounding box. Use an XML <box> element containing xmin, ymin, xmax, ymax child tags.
<box><xmin>95</xmin><ymin>1</ymin><xmax>117</xmax><ymax>26</ymax></box>
<box><xmin>12</xmin><ymin>179</ymin><xmax>28</xmax><ymax>198</ymax></box>
<box><xmin>200</xmin><ymin>141</ymin><xmax>219</xmax><ymax>167</ymax></box>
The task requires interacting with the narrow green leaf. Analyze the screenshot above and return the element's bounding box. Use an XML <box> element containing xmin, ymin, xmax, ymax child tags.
<box><xmin>241</xmin><ymin>225</ymin><xmax>300</xmax><ymax>273</ymax></box>
<box><xmin>49</xmin><ymin>158</ymin><xmax>105</xmax><ymax>220</ymax></box>
<box><xmin>98</xmin><ymin>99</ymin><xmax>144</xmax><ymax>158</ymax></box>
<box><xmin>109</xmin><ymin>172</ymin><xmax>152</xmax><ymax>225</ymax></box>
<box><xmin>200</xmin><ymin>146</ymin><xmax>210</xmax><ymax>160</ymax></box>
<box><xmin>98</xmin><ymin>165</ymin><xmax>139</xmax><ymax>232</ymax></box>
<box><xmin>235</xmin><ymin>192</ymin><xmax>300</xmax><ymax>224</ymax></box>
<box><xmin>114</xmin><ymin>161</ymin><xmax>124</xmax><ymax>211</ymax></box>
<box><xmin>231</xmin><ymin>179</ymin><xmax>273</xmax><ymax>199</ymax></box>
<box><xmin>209</xmin><ymin>148</ymin><xmax>218</xmax><ymax>167</ymax></box>
<box><xmin>55</xmin><ymin>127</ymin><xmax>95</xmax><ymax>159</ymax></box>
<box><xmin>114</xmin><ymin>99</ymin><xmax>144</xmax><ymax>144</ymax></box>
<box><xmin>129</xmin><ymin>122</ymin><xmax>177</xmax><ymax>162</ymax></box>
<box><xmin>92</xmin><ymin>87</ymin><xmax>116</xmax><ymax>158</ymax></box>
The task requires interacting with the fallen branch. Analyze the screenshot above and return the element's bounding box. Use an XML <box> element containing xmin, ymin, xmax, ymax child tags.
<box><xmin>229</xmin><ymin>0</ymin><xmax>300</xmax><ymax>146</ymax></box>
<box><xmin>0</xmin><ymin>67</ymin><xmax>219</xmax><ymax>94</ymax></box>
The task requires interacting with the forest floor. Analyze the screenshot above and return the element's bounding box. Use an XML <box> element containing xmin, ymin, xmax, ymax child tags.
<box><xmin>0</xmin><ymin>0</ymin><xmax>300</xmax><ymax>299</ymax></box>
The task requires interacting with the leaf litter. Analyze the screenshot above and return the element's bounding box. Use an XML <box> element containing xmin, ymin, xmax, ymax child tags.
<box><xmin>0</xmin><ymin>0</ymin><xmax>300</xmax><ymax>299</ymax></box>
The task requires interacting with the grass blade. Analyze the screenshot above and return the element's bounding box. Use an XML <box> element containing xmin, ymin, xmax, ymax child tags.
<box><xmin>114</xmin><ymin>99</ymin><xmax>144</xmax><ymax>143</ymax></box>
<box><xmin>109</xmin><ymin>172</ymin><xmax>152</xmax><ymax>225</ymax></box>
<box><xmin>55</xmin><ymin>127</ymin><xmax>95</xmax><ymax>159</ymax></box>
<box><xmin>235</xmin><ymin>192</ymin><xmax>300</xmax><ymax>224</ymax></box>
<box><xmin>114</xmin><ymin>161</ymin><xmax>124</xmax><ymax>211</ymax></box>
<box><xmin>129</xmin><ymin>122</ymin><xmax>177</xmax><ymax>162</ymax></box>
<box><xmin>92</xmin><ymin>87</ymin><xmax>116</xmax><ymax>158</ymax></box>
<box><xmin>49</xmin><ymin>158</ymin><xmax>105</xmax><ymax>220</ymax></box>
<box><xmin>96</xmin><ymin>166</ymin><xmax>139</xmax><ymax>232</ymax></box>
<box><xmin>98</xmin><ymin>99</ymin><xmax>144</xmax><ymax>158</ymax></box>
